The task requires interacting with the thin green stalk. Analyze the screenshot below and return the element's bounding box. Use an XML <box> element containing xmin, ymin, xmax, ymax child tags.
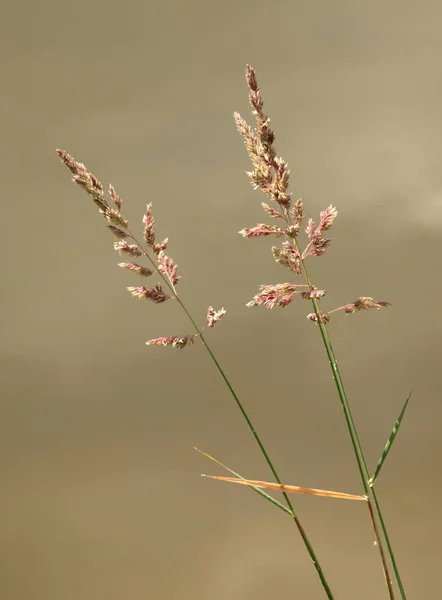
<box><xmin>198</xmin><ymin>333</ymin><xmax>335</xmax><ymax>599</ymax></box>
<box><xmin>314</xmin><ymin>299</ymin><xmax>396</xmax><ymax>600</ymax></box>
<box><xmin>314</xmin><ymin>309</ymin><xmax>405</xmax><ymax>600</ymax></box>
<box><xmin>128</xmin><ymin>230</ymin><xmax>336</xmax><ymax>600</ymax></box>
<box><xmin>297</xmin><ymin>247</ymin><xmax>404</xmax><ymax>600</ymax></box>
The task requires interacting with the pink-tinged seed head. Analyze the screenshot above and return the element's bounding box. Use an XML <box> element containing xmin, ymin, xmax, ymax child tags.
<box><xmin>127</xmin><ymin>284</ymin><xmax>170</xmax><ymax>303</ymax></box>
<box><xmin>146</xmin><ymin>335</ymin><xmax>196</xmax><ymax>349</ymax></box>
<box><xmin>206</xmin><ymin>306</ymin><xmax>226</xmax><ymax>328</ymax></box>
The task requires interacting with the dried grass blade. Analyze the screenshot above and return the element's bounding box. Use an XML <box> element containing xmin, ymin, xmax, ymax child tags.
<box><xmin>205</xmin><ymin>475</ymin><xmax>367</xmax><ymax>501</ymax></box>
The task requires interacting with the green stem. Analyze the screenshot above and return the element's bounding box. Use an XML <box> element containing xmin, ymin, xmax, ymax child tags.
<box><xmin>314</xmin><ymin>303</ymin><xmax>404</xmax><ymax>599</ymax></box>
<box><xmin>298</xmin><ymin>250</ymin><xmax>404</xmax><ymax>599</ymax></box>
<box><xmin>198</xmin><ymin>332</ymin><xmax>335</xmax><ymax>599</ymax></box>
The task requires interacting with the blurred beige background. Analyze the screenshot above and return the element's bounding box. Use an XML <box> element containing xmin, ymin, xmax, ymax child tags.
<box><xmin>1</xmin><ymin>1</ymin><xmax>442</xmax><ymax>598</ymax></box>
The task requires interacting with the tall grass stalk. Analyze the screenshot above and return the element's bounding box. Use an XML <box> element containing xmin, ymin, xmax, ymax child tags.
<box><xmin>234</xmin><ymin>65</ymin><xmax>406</xmax><ymax>599</ymax></box>
<box><xmin>56</xmin><ymin>149</ymin><xmax>336</xmax><ymax>599</ymax></box>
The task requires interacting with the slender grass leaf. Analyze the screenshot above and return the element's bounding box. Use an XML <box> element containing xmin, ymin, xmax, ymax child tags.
<box><xmin>369</xmin><ymin>391</ymin><xmax>413</xmax><ymax>487</ymax></box>
<box><xmin>194</xmin><ymin>448</ymin><xmax>293</xmax><ymax>515</ymax></box>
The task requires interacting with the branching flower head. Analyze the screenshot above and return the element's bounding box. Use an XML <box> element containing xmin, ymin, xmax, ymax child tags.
<box><xmin>57</xmin><ymin>150</ymin><xmax>225</xmax><ymax>349</ymax></box>
<box><xmin>206</xmin><ymin>306</ymin><xmax>227</xmax><ymax>328</ymax></box>
<box><xmin>234</xmin><ymin>67</ymin><xmax>390</xmax><ymax>323</ymax></box>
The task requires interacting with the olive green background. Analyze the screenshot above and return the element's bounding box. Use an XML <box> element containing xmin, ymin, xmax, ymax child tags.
<box><xmin>2</xmin><ymin>1</ymin><xmax>442</xmax><ymax>598</ymax></box>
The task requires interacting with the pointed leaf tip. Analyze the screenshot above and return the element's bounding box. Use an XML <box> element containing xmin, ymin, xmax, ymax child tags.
<box><xmin>195</xmin><ymin>449</ymin><xmax>292</xmax><ymax>515</ymax></box>
<box><xmin>369</xmin><ymin>391</ymin><xmax>413</xmax><ymax>486</ymax></box>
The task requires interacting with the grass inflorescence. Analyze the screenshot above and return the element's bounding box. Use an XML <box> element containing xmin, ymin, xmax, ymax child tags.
<box><xmin>57</xmin><ymin>64</ymin><xmax>411</xmax><ymax>600</ymax></box>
